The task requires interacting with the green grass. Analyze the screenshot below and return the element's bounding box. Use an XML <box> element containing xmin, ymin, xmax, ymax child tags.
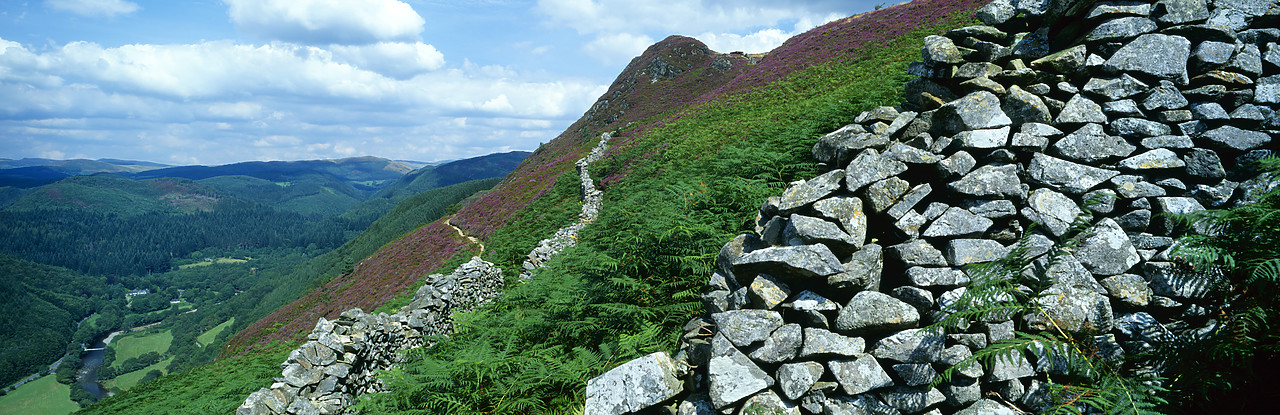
<box><xmin>78</xmin><ymin>346</ymin><xmax>293</xmax><ymax>415</ymax></box>
<box><xmin>177</xmin><ymin>258</ymin><xmax>248</xmax><ymax>269</ymax></box>
<box><xmin>104</xmin><ymin>357</ymin><xmax>174</xmax><ymax>391</ymax></box>
<box><xmin>196</xmin><ymin>318</ymin><xmax>234</xmax><ymax>347</ymax></box>
<box><xmin>0</xmin><ymin>375</ymin><xmax>80</xmax><ymax>415</ymax></box>
<box><xmin>108</xmin><ymin>330</ymin><xmax>173</xmax><ymax>369</ymax></box>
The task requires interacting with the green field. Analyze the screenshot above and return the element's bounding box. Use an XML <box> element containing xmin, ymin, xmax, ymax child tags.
<box><xmin>196</xmin><ymin>318</ymin><xmax>234</xmax><ymax>347</ymax></box>
<box><xmin>104</xmin><ymin>357</ymin><xmax>174</xmax><ymax>391</ymax></box>
<box><xmin>108</xmin><ymin>330</ymin><xmax>173</xmax><ymax>369</ymax></box>
<box><xmin>178</xmin><ymin>257</ymin><xmax>249</xmax><ymax>269</ymax></box>
<box><xmin>0</xmin><ymin>375</ymin><xmax>80</xmax><ymax>415</ymax></box>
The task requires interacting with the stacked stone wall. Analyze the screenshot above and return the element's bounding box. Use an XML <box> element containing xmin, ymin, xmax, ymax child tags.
<box><xmin>587</xmin><ymin>0</ymin><xmax>1279</xmax><ymax>414</ymax></box>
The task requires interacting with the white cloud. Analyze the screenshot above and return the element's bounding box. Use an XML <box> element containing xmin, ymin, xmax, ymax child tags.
<box><xmin>329</xmin><ymin>42</ymin><xmax>445</xmax><ymax>79</ymax></box>
<box><xmin>224</xmin><ymin>0</ymin><xmax>426</xmax><ymax>45</ymax></box>
<box><xmin>45</xmin><ymin>0</ymin><xmax>139</xmax><ymax>18</ymax></box>
<box><xmin>535</xmin><ymin>0</ymin><xmax>851</xmax><ymax>61</ymax></box>
<box><xmin>0</xmin><ymin>35</ymin><xmax>609</xmax><ymax>165</ymax></box>
<box><xmin>582</xmin><ymin>32</ymin><xmax>653</xmax><ymax>65</ymax></box>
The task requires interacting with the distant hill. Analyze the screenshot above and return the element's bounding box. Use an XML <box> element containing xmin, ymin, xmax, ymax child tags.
<box><xmin>0</xmin><ymin>158</ymin><xmax>171</xmax><ymax>188</ymax></box>
<box><xmin>4</xmin><ymin>175</ymin><xmax>224</xmax><ymax>216</ymax></box>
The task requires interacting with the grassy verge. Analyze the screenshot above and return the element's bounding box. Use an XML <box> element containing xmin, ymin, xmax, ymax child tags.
<box><xmin>0</xmin><ymin>375</ymin><xmax>79</xmax><ymax>415</ymax></box>
<box><xmin>108</xmin><ymin>330</ymin><xmax>172</xmax><ymax>369</ymax></box>
<box><xmin>104</xmin><ymin>357</ymin><xmax>174</xmax><ymax>391</ymax></box>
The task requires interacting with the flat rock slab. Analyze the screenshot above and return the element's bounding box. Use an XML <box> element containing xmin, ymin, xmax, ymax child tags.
<box><xmin>836</xmin><ymin>291</ymin><xmax>921</xmax><ymax>333</ymax></box>
<box><xmin>711</xmin><ymin>310</ymin><xmax>784</xmax><ymax>347</ymax></box>
<box><xmin>709</xmin><ymin>334</ymin><xmax>775</xmax><ymax>408</ymax></box>
<box><xmin>586</xmin><ymin>352</ymin><xmax>684</xmax><ymax>415</ymax></box>
<box><xmin>733</xmin><ymin>244</ymin><xmax>844</xmax><ymax>279</ymax></box>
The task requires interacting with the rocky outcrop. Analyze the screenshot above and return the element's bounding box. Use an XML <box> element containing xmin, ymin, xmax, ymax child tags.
<box><xmin>240</xmin><ymin>132</ymin><xmax>613</xmax><ymax>415</ymax></box>
<box><xmin>520</xmin><ymin>132</ymin><xmax>611</xmax><ymax>279</ymax></box>
<box><xmin>588</xmin><ymin>0</ymin><xmax>1280</xmax><ymax>413</ymax></box>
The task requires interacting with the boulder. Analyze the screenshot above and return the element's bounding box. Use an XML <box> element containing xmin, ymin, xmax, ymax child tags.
<box><xmin>829</xmin><ymin>354</ymin><xmax>895</xmax><ymax>395</ymax></box>
<box><xmin>1103</xmin><ymin>34</ymin><xmax>1191</xmax><ymax>84</ymax></box>
<box><xmin>1028</xmin><ymin>153</ymin><xmax>1120</xmax><ymax>194</ymax></box>
<box><xmin>777</xmin><ymin>362</ymin><xmax>825</xmax><ymax>400</ymax></box>
<box><xmin>749</xmin><ymin>323</ymin><xmax>803</xmax><ymax>364</ymax></box>
<box><xmin>708</xmin><ymin>335</ymin><xmax>774</xmax><ymax>408</ymax></box>
<box><xmin>949</xmin><ymin>164</ymin><xmax>1025</xmax><ymax>199</ymax></box>
<box><xmin>836</xmin><ymin>291</ymin><xmax>921</xmax><ymax>333</ymax></box>
<box><xmin>1051</xmin><ymin>123</ymin><xmax>1136</xmax><ymax>162</ymax></box>
<box><xmin>935</xmin><ymin>91</ymin><xmax>1012</xmax><ymax>133</ymax></box>
<box><xmin>733</xmin><ymin>245</ymin><xmax>844</xmax><ymax>279</ymax></box>
<box><xmin>1024</xmin><ymin>188</ymin><xmax>1082</xmax><ymax>237</ymax></box>
<box><xmin>846</xmin><ymin>149</ymin><xmax>909</xmax><ymax>193</ymax></box>
<box><xmin>585</xmin><ymin>352</ymin><xmax>684</xmax><ymax>414</ymax></box>
<box><xmin>812</xmin><ymin>197</ymin><xmax>867</xmax><ymax>247</ymax></box>
<box><xmin>871</xmin><ymin>328</ymin><xmax>946</xmax><ymax>363</ymax></box>
<box><xmin>778</xmin><ymin>170</ymin><xmax>845</xmax><ymax>211</ymax></box>
<box><xmin>923</xmin><ymin>207</ymin><xmax>994</xmax><ymax>238</ymax></box>
<box><xmin>800</xmin><ymin>327</ymin><xmax>866</xmax><ymax>358</ymax></box>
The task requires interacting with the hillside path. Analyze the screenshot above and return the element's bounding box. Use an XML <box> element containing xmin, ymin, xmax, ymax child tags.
<box><xmin>445</xmin><ymin>215</ymin><xmax>484</xmax><ymax>254</ymax></box>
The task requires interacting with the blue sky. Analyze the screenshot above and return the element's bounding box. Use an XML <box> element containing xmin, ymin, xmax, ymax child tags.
<box><xmin>0</xmin><ymin>0</ymin><xmax>882</xmax><ymax>165</ymax></box>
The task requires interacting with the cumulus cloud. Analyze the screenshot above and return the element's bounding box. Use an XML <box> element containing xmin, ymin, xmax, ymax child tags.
<box><xmin>582</xmin><ymin>32</ymin><xmax>654</xmax><ymax>65</ymax></box>
<box><xmin>224</xmin><ymin>0</ymin><xmax>426</xmax><ymax>45</ymax></box>
<box><xmin>45</xmin><ymin>0</ymin><xmax>140</xmax><ymax>17</ymax></box>
<box><xmin>0</xmin><ymin>35</ymin><xmax>608</xmax><ymax>165</ymax></box>
<box><xmin>535</xmin><ymin>0</ymin><xmax>852</xmax><ymax>62</ymax></box>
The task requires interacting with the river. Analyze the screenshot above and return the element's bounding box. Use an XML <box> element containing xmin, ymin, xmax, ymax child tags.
<box><xmin>76</xmin><ymin>330</ymin><xmax>122</xmax><ymax>400</ymax></box>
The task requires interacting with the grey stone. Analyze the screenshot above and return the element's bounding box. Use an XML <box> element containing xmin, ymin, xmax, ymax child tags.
<box><xmin>882</xmin><ymin>142</ymin><xmax>939</xmax><ymax>165</ymax></box>
<box><xmin>1112</xmin><ymin>175</ymin><xmax>1167</xmax><ymax>198</ymax></box>
<box><xmin>1141</xmin><ymin>135</ymin><xmax>1194</xmax><ymax>148</ymax></box>
<box><xmin>893</xmin><ymin>364</ymin><xmax>940</xmax><ymax>387</ymax></box>
<box><xmin>750</xmin><ymin>323</ymin><xmax>803</xmax><ymax>364</ymax></box>
<box><xmin>880</xmin><ymin>386</ymin><xmax>945</xmax><ymax>413</ymax></box>
<box><xmin>1111</xmin><ymin>117</ymin><xmax>1172</xmax><ymax>137</ymax></box>
<box><xmin>733</xmin><ymin>244</ymin><xmax>844</xmax><ymax>280</ymax></box>
<box><xmin>1154</xmin><ymin>196</ymin><xmax>1205</xmax><ymax>233</ymax></box>
<box><xmin>956</xmin><ymin>62</ymin><xmax>1003</xmax><ymax>79</ymax></box>
<box><xmin>985</xmin><ymin>350</ymin><xmax>1036</xmax><ymax>382</ymax></box>
<box><xmin>712</xmin><ymin>310</ymin><xmax>784</xmax><ymax>347</ymax></box>
<box><xmin>1100</xmin><ymin>274</ymin><xmax>1153</xmax><ymax>306</ymax></box>
<box><xmin>963</xmin><ymin>199</ymin><xmax>1017</xmax><ymax>218</ymax></box>
<box><xmin>1143</xmin><ymin>82</ymin><xmax>1189</xmax><ymax>110</ymax></box>
<box><xmin>791</xmin><ymin>214</ymin><xmax>858</xmax><ymax>249</ymax></box>
<box><xmin>939</xmin><ymin>346</ymin><xmax>984</xmax><ymax>379</ymax></box>
<box><xmin>1086</xmin><ymin>16</ymin><xmax>1157</xmax><ymax>42</ymax></box>
<box><xmin>1028</xmin><ymin>283</ymin><xmax>1115</xmax><ymax>333</ymax></box>
<box><xmin>949</xmin><ymin>164</ymin><xmax>1025</xmax><ymax>199</ymax></box>
<box><xmin>846</xmin><ymin>149</ymin><xmax>908</xmax><ymax>193</ymax></box>
<box><xmin>282</xmin><ymin>363</ymin><xmax>323</xmax><ymax>387</ymax></box>
<box><xmin>1201</xmin><ymin>125</ymin><xmax>1272</xmax><ymax>150</ymax></box>
<box><xmin>871</xmin><ymin>328</ymin><xmax>945</xmax><ymax>363</ymax></box>
<box><xmin>709</xmin><ymin>335</ymin><xmax>774</xmax><ymax>408</ymax></box>
<box><xmin>1028</xmin><ymin>153</ymin><xmax>1121</xmax><ymax>194</ymax></box>
<box><xmin>1041</xmin><ymin>253</ymin><xmax>1109</xmax><ymax>296</ymax></box>
<box><xmin>1002</xmin><ymin>86</ymin><xmax>1053</xmax><ymax>125</ymax></box>
<box><xmin>787</xmin><ymin>290</ymin><xmax>839</xmax><ymax>312</ymax></box>
<box><xmin>888</xmin><ymin>240</ymin><xmax>948</xmax><ymax>267</ymax></box>
<box><xmin>892</xmin><ymin>286</ymin><xmax>935</xmax><ymax>310</ymax></box>
<box><xmin>887</xmin><ymin>184</ymin><xmax>933</xmax><ymax>220</ymax></box>
<box><xmin>1102</xmin><ymin>98</ymin><xmax>1143</xmax><ymax>117</ymax></box>
<box><xmin>895</xmin><ymin>211</ymin><xmax>926</xmax><ymax>240</ymax></box>
<box><xmin>585</xmin><ymin>352</ymin><xmax>684</xmax><ymax>415</ymax></box>
<box><xmin>1012</xmin><ymin>27</ymin><xmax>1051</xmax><ymax>59</ymax></box>
<box><xmin>1052</xmin><ymin>123</ymin><xmax>1137</xmax><ymax>162</ymax></box>
<box><xmin>813</xmin><ymin>126</ymin><xmax>889</xmax><ymax>165</ymax></box>
<box><xmin>955</xmin><ymin>126</ymin><xmax>1011</xmax><ymax>149</ymax></box>
<box><xmin>1261</xmin><ymin>75</ymin><xmax>1280</xmax><ymax>105</ymax></box>
<box><xmin>779</xmin><ymin>169</ymin><xmax>845</xmax><ymax>211</ymax></box>
<box><xmin>676</xmin><ymin>394</ymin><xmax>716</xmax><ymax>415</ymax></box>
<box><xmin>935</xmin><ymin>91</ymin><xmax>1012</xmax><ymax>133</ymax></box>
<box><xmin>1119</xmin><ymin>149</ymin><xmax>1187</xmax><ymax>170</ymax></box>
<box><xmin>1022</xmin><ymin>122</ymin><xmax>1064</xmax><ymax>138</ymax></box>
<box><xmin>1083</xmin><ymin>74</ymin><xmax>1148</xmax><ymax>100</ymax></box>
<box><xmin>940</xmin><ymin>379</ymin><xmax>982</xmax><ymax>407</ymax></box>
<box><xmin>977</xmin><ymin>0</ymin><xmax>1016</xmax><ymax>24</ymax></box>
<box><xmin>1227</xmin><ymin>43</ymin><xmax>1263</xmax><ymax>76</ymax></box>
<box><xmin>956</xmin><ymin>399</ymin><xmax>1019</xmax><ymax>415</ymax></box>
<box><xmin>778</xmin><ymin>362</ymin><xmax>825</xmax><ymax>401</ymax></box>
<box><xmin>1087</xmin><ymin>1</ymin><xmax>1153</xmax><ymax>19</ymax></box>
<box><xmin>923</xmin><ymin>207</ymin><xmax>993</xmax><ymax>238</ymax></box>
<box><xmin>946</xmin><ymin>239</ymin><xmax>1009</xmax><ymax>266</ymax></box>
<box><xmin>830</xmin><ymin>354</ymin><xmax>895</xmax><ymax>395</ymax></box>
<box><xmin>1030</xmin><ymin>45</ymin><xmax>1088</xmax><ymax>74</ymax></box>
<box><xmin>1104</xmin><ymin>34</ymin><xmax>1191</xmax><ymax>84</ymax></box>
<box><xmin>837</xmin><ymin>291</ymin><xmax>920</xmax><ymax>333</ymax></box>
<box><xmin>1116</xmin><ymin>209</ymin><xmax>1153</xmax><ymax>230</ymax></box>
<box><xmin>821</xmin><ymin>395</ymin><xmax>900</xmax><ymax>415</ymax></box>
<box><xmin>813</xmin><ymin>197</ymin><xmax>867</xmax><ymax>246</ymax></box>
<box><xmin>922</xmin><ymin>35</ymin><xmax>964</xmax><ymax>65</ymax></box>
<box><xmin>1055</xmin><ymin>94</ymin><xmax>1108</xmax><ymax>124</ymax></box>
<box><xmin>938</xmin><ymin>151</ymin><xmax>977</xmax><ymax>178</ymax></box>
<box><xmin>866</xmin><ymin>177</ymin><xmax>911</xmax><ymax>213</ymax></box>
<box><xmin>1011</xmin><ymin>132</ymin><xmax>1049</xmax><ymax>150</ymax></box>
<box><xmin>801</xmin><ymin>327</ymin><xmax>866</xmax><ymax>358</ymax></box>
<box><xmin>906</xmin><ymin>267</ymin><xmax>970</xmax><ymax>287</ymax></box>
<box><xmin>1018</xmin><ymin>188</ymin><xmax>1080</xmax><ymax>236</ymax></box>
<box><xmin>831</xmin><ymin>244</ymin><xmax>883</xmax><ymax>290</ymax></box>
<box><xmin>749</xmin><ymin>274</ymin><xmax>791</xmax><ymax>310</ymax></box>
<box><xmin>1190</xmin><ymin>102</ymin><xmax>1230</xmax><ymax>120</ymax></box>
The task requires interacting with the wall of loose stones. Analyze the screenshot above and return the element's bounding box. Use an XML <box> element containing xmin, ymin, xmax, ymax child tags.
<box><xmin>585</xmin><ymin>0</ymin><xmax>1279</xmax><ymax>414</ymax></box>
<box><xmin>239</xmin><ymin>132</ymin><xmax>613</xmax><ymax>415</ymax></box>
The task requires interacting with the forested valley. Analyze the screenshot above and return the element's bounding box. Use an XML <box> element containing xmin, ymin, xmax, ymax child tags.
<box><xmin>0</xmin><ymin>153</ymin><xmax>522</xmax><ymax>410</ymax></box>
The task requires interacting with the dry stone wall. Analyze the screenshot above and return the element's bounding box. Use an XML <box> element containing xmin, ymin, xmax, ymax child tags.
<box><xmin>239</xmin><ymin>132</ymin><xmax>613</xmax><ymax>415</ymax></box>
<box><xmin>586</xmin><ymin>0</ymin><xmax>1279</xmax><ymax>414</ymax></box>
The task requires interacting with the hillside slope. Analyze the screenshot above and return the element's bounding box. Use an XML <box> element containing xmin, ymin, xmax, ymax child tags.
<box><xmin>209</xmin><ymin>1</ymin><xmax>987</xmax><ymax>413</ymax></box>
